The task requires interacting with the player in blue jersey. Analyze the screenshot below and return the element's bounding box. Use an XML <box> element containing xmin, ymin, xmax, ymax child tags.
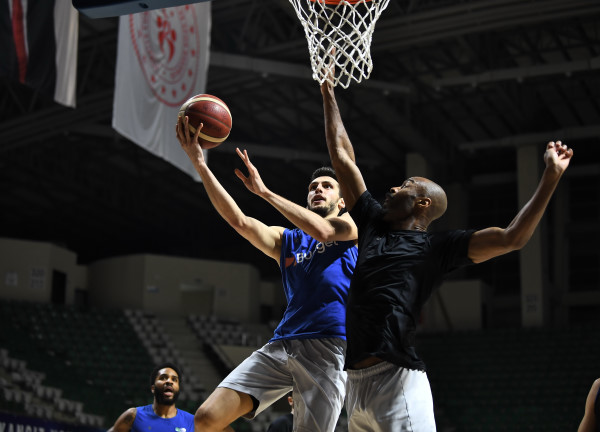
<box><xmin>579</xmin><ymin>378</ymin><xmax>600</xmax><ymax>432</ymax></box>
<box><xmin>177</xmin><ymin>117</ymin><xmax>358</xmax><ymax>432</ymax></box>
<box><xmin>108</xmin><ymin>363</ymin><xmax>194</xmax><ymax>432</ymax></box>
<box><xmin>320</xmin><ymin>76</ymin><xmax>573</xmax><ymax>431</ymax></box>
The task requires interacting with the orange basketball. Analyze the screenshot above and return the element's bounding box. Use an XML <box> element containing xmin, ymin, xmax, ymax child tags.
<box><xmin>178</xmin><ymin>94</ymin><xmax>232</xmax><ymax>149</ymax></box>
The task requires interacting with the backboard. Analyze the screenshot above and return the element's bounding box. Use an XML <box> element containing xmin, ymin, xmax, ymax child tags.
<box><xmin>72</xmin><ymin>0</ymin><xmax>213</xmax><ymax>19</ymax></box>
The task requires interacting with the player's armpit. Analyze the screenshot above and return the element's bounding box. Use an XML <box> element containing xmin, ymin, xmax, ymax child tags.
<box><xmin>235</xmin><ymin>220</ymin><xmax>284</xmax><ymax>263</ymax></box>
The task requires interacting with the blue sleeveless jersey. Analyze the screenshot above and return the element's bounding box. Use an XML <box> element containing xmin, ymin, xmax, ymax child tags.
<box><xmin>132</xmin><ymin>405</ymin><xmax>195</xmax><ymax>432</ymax></box>
<box><xmin>271</xmin><ymin>228</ymin><xmax>357</xmax><ymax>341</ymax></box>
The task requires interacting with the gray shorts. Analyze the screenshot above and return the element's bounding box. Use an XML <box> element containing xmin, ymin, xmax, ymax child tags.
<box><xmin>219</xmin><ymin>337</ymin><xmax>347</xmax><ymax>432</ymax></box>
<box><xmin>346</xmin><ymin>362</ymin><xmax>436</xmax><ymax>432</ymax></box>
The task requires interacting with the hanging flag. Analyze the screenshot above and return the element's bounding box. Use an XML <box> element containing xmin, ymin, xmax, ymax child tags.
<box><xmin>112</xmin><ymin>3</ymin><xmax>211</xmax><ymax>181</ymax></box>
<box><xmin>0</xmin><ymin>0</ymin><xmax>78</xmax><ymax>107</ymax></box>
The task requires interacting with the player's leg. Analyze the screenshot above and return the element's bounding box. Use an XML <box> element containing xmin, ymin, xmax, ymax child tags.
<box><xmin>289</xmin><ymin>338</ymin><xmax>347</xmax><ymax>432</ymax></box>
<box><xmin>195</xmin><ymin>387</ymin><xmax>254</xmax><ymax>432</ymax></box>
<box><xmin>347</xmin><ymin>362</ymin><xmax>436</xmax><ymax>432</ymax></box>
<box><xmin>196</xmin><ymin>340</ymin><xmax>294</xmax><ymax>431</ymax></box>
<box><xmin>345</xmin><ymin>369</ymin><xmax>375</xmax><ymax>432</ymax></box>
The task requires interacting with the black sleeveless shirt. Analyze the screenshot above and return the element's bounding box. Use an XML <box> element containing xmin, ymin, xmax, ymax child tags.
<box><xmin>346</xmin><ymin>190</ymin><xmax>475</xmax><ymax>370</ymax></box>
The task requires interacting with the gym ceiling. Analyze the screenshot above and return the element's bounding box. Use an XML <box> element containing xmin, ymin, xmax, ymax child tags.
<box><xmin>1</xmin><ymin>0</ymin><xmax>599</xmax><ymax>282</ymax></box>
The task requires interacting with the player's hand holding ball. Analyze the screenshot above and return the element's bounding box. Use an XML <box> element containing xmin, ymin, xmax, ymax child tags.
<box><xmin>177</xmin><ymin>94</ymin><xmax>232</xmax><ymax>149</ymax></box>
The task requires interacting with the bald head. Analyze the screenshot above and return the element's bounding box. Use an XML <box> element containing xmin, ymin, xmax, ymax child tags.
<box><xmin>414</xmin><ymin>177</ymin><xmax>447</xmax><ymax>222</ymax></box>
<box><xmin>382</xmin><ymin>177</ymin><xmax>448</xmax><ymax>230</ymax></box>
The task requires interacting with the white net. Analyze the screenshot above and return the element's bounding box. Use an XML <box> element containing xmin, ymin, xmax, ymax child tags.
<box><xmin>288</xmin><ymin>0</ymin><xmax>390</xmax><ymax>88</ymax></box>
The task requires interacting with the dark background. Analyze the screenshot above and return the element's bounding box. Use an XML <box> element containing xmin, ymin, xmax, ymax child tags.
<box><xmin>1</xmin><ymin>0</ymin><xmax>599</xmax><ymax>322</ymax></box>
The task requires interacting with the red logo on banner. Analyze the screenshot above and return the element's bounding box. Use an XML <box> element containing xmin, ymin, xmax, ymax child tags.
<box><xmin>129</xmin><ymin>6</ymin><xmax>201</xmax><ymax>107</ymax></box>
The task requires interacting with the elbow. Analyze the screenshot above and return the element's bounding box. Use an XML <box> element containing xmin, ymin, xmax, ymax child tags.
<box><xmin>311</xmin><ymin>227</ymin><xmax>337</xmax><ymax>244</ymax></box>
<box><xmin>505</xmin><ymin>234</ymin><xmax>529</xmax><ymax>252</ymax></box>
<box><xmin>229</xmin><ymin>216</ymin><xmax>250</xmax><ymax>234</ymax></box>
<box><xmin>502</xmin><ymin>225</ymin><xmax>537</xmax><ymax>252</ymax></box>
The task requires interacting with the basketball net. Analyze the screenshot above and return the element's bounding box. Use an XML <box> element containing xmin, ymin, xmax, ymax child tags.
<box><xmin>288</xmin><ymin>0</ymin><xmax>390</xmax><ymax>89</ymax></box>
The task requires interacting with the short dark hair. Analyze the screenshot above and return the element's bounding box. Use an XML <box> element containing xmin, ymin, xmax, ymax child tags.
<box><xmin>150</xmin><ymin>362</ymin><xmax>182</xmax><ymax>388</ymax></box>
<box><xmin>310</xmin><ymin>167</ymin><xmax>337</xmax><ymax>182</ymax></box>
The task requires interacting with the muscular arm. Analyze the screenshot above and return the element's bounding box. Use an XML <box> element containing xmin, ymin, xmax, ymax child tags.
<box><xmin>578</xmin><ymin>379</ymin><xmax>600</xmax><ymax>432</ymax></box>
<box><xmin>235</xmin><ymin>148</ymin><xmax>358</xmax><ymax>243</ymax></box>
<box><xmin>177</xmin><ymin>118</ymin><xmax>283</xmax><ymax>263</ymax></box>
<box><xmin>468</xmin><ymin>141</ymin><xmax>573</xmax><ymax>264</ymax></box>
<box><xmin>320</xmin><ymin>80</ymin><xmax>366</xmax><ymax>211</ymax></box>
<box><xmin>107</xmin><ymin>407</ymin><xmax>136</xmax><ymax>432</ymax></box>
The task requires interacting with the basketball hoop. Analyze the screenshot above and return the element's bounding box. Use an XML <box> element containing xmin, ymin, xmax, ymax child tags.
<box><xmin>288</xmin><ymin>0</ymin><xmax>390</xmax><ymax>88</ymax></box>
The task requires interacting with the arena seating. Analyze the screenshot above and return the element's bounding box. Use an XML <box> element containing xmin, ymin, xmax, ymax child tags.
<box><xmin>2</xmin><ymin>299</ymin><xmax>597</xmax><ymax>431</ymax></box>
<box><xmin>417</xmin><ymin>326</ymin><xmax>599</xmax><ymax>431</ymax></box>
<box><xmin>0</xmin><ymin>299</ymin><xmax>153</xmax><ymax>427</ymax></box>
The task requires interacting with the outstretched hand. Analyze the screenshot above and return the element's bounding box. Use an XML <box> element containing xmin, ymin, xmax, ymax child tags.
<box><xmin>234</xmin><ymin>148</ymin><xmax>269</xmax><ymax>197</ymax></box>
<box><xmin>176</xmin><ymin>116</ymin><xmax>205</xmax><ymax>164</ymax></box>
<box><xmin>320</xmin><ymin>49</ymin><xmax>336</xmax><ymax>94</ymax></box>
<box><xmin>544</xmin><ymin>141</ymin><xmax>573</xmax><ymax>174</ymax></box>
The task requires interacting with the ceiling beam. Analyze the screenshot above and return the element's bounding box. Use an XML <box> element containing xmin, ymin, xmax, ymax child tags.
<box><xmin>209</xmin><ymin>51</ymin><xmax>412</xmax><ymax>95</ymax></box>
<box><xmin>374</xmin><ymin>0</ymin><xmax>600</xmax><ymax>50</ymax></box>
<box><xmin>0</xmin><ymin>90</ymin><xmax>114</xmax><ymax>151</ymax></box>
<box><xmin>432</xmin><ymin>57</ymin><xmax>600</xmax><ymax>89</ymax></box>
<box><xmin>458</xmin><ymin>125</ymin><xmax>600</xmax><ymax>151</ymax></box>
<box><xmin>65</xmin><ymin>123</ymin><xmax>383</xmax><ymax>167</ymax></box>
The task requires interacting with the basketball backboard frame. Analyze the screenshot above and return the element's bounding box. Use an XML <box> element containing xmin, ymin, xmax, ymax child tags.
<box><xmin>72</xmin><ymin>0</ymin><xmax>213</xmax><ymax>19</ymax></box>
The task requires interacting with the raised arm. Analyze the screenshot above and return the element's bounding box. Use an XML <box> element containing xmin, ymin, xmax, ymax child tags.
<box><xmin>320</xmin><ymin>80</ymin><xmax>366</xmax><ymax>211</ymax></box>
<box><xmin>107</xmin><ymin>407</ymin><xmax>136</xmax><ymax>432</ymax></box>
<box><xmin>468</xmin><ymin>141</ymin><xmax>573</xmax><ymax>264</ymax></box>
<box><xmin>234</xmin><ymin>148</ymin><xmax>357</xmax><ymax>243</ymax></box>
<box><xmin>177</xmin><ymin>117</ymin><xmax>284</xmax><ymax>263</ymax></box>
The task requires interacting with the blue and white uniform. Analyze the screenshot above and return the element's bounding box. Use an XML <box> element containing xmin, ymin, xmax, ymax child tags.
<box><xmin>273</xmin><ymin>228</ymin><xmax>355</xmax><ymax>341</ymax></box>
<box><xmin>219</xmin><ymin>228</ymin><xmax>357</xmax><ymax>432</ymax></box>
<box><xmin>132</xmin><ymin>405</ymin><xmax>194</xmax><ymax>432</ymax></box>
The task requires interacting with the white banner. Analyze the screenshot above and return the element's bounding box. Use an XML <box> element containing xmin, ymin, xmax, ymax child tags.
<box><xmin>112</xmin><ymin>4</ymin><xmax>211</xmax><ymax>181</ymax></box>
<box><xmin>54</xmin><ymin>0</ymin><xmax>78</xmax><ymax>107</ymax></box>
<box><xmin>2</xmin><ymin>0</ymin><xmax>78</xmax><ymax>107</ymax></box>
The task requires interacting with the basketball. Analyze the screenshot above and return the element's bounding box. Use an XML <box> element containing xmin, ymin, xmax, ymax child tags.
<box><xmin>178</xmin><ymin>94</ymin><xmax>232</xmax><ymax>149</ymax></box>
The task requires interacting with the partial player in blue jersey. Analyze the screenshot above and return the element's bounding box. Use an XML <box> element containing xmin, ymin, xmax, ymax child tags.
<box><xmin>108</xmin><ymin>363</ymin><xmax>194</xmax><ymax>432</ymax></box>
<box><xmin>177</xmin><ymin>117</ymin><xmax>358</xmax><ymax>432</ymax></box>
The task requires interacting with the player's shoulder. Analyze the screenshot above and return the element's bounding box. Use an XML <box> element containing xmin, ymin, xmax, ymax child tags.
<box><xmin>429</xmin><ymin>229</ymin><xmax>475</xmax><ymax>243</ymax></box>
<box><xmin>352</xmin><ymin>189</ymin><xmax>375</xmax><ymax>207</ymax></box>
<box><xmin>118</xmin><ymin>407</ymin><xmax>138</xmax><ymax>427</ymax></box>
<box><xmin>349</xmin><ymin>189</ymin><xmax>381</xmax><ymax>219</ymax></box>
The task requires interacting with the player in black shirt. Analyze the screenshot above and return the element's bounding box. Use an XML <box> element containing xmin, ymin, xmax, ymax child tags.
<box><xmin>320</xmin><ymin>77</ymin><xmax>573</xmax><ymax>431</ymax></box>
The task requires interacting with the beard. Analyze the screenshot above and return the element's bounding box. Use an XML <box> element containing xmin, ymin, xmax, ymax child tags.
<box><xmin>154</xmin><ymin>387</ymin><xmax>179</xmax><ymax>406</ymax></box>
<box><xmin>309</xmin><ymin>201</ymin><xmax>337</xmax><ymax>218</ymax></box>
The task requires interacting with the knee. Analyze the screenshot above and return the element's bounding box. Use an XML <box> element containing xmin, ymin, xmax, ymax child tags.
<box><xmin>194</xmin><ymin>407</ymin><xmax>218</xmax><ymax>430</ymax></box>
